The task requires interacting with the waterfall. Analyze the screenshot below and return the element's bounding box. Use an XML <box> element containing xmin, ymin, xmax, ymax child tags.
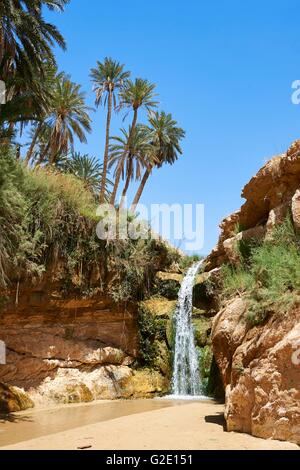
<box><xmin>171</xmin><ymin>261</ymin><xmax>203</xmax><ymax>397</ymax></box>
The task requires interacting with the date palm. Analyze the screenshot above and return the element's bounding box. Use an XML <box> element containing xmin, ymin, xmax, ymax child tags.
<box><xmin>110</xmin><ymin>78</ymin><xmax>158</xmax><ymax>205</ymax></box>
<box><xmin>0</xmin><ymin>0</ymin><xmax>69</xmax><ymax>82</ymax></box>
<box><xmin>90</xmin><ymin>58</ymin><xmax>130</xmax><ymax>203</ymax></box>
<box><xmin>63</xmin><ymin>152</ymin><xmax>112</xmax><ymax>198</ymax></box>
<box><xmin>36</xmin><ymin>74</ymin><xmax>92</xmax><ymax>165</ymax></box>
<box><xmin>109</xmin><ymin>125</ymin><xmax>153</xmax><ymax>209</ymax></box>
<box><xmin>0</xmin><ymin>62</ymin><xmax>57</xmax><ymax>147</ymax></box>
<box><xmin>131</xmin><ymin>111</ymin><xmax>185</xmax><ymax>211</ymax></box>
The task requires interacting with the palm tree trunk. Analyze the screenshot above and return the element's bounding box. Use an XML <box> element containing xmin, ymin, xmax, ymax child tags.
<box><xmin>110</xmin><ymin>108</ymin><xmax>138</xmax><ymax>206</ymax></box>
<box><xmin>100</xmin><ymin>90</ymin><xmax>113</xmax><ymax>203</ymax></box>
<box><xmin>119</xmin><ymin>158</ymin><xmax>133</xmax><ymax>209</ymax></box>
<box><xmin>35</xmin><ymin>141</ymin><xmax>50</xmax><ymax>166</ymax></box>
<box><xmin>130</xmin><ymin>108</ymin><xmax>138</xmax><ymax>134</ymax></box>
<box><xmin>110</xmin><ymin>106</ymin><xmax>139</xmax><ymax>207</ymax></box>
<box><xmin>25</xmin><ymin>123</ymin><xmax>42</xmax><ymax>166</ymax></box>
<box><xmin>130</xmin><ymin>168</ymin><xmax>151</xmax><ymax>212</ymax></box>
<box><xmin>110</xmin><ymin>164</ymin><xmax>122</xmax><ymax>205</ymax></box>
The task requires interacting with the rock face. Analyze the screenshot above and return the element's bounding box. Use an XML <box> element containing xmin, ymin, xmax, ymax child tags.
<box><xmin>207</xmin><ymin>140</ymin><xmax>300</xmax><ymax>445</ymax></box>
<box><xmin>0</xmin><ymin>286</ymin><xmax>137</xmax><ymax>391</ymax></box>
<box><xmin>0</xmin><ymin>279</ymin><xmax>172</xmax><ymax>406</ymax></box>
<box><xmin>30</xmin><ymin>367</ymin><xmax>168</xmax><ymax>405</ymax></box>
<box><xmin>205</xmin><ymin>140</ymin><xmax>300</xmax><ymax>271</ymax></box>
<box><xmin>212</xmin><ymin>299</ymin><xmax>300</xmax><ymax>445</ymax></box>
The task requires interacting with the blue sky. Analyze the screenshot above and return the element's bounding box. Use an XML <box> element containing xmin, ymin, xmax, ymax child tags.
<box><xmin>45</xmin><ymin>0</ymin><xmax>300</xmax><ymax>255</ymax></box>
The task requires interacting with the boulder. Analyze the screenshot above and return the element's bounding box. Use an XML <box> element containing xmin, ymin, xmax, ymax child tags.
<box><xmin>120</xmin><ymin>369</ymin><xmax>169</xmax><ymax>398</ymax></box>
<box><xmin>0</xmin><ymin>382</ymin><xmax>34</xmax><ymax>413</ymax></box>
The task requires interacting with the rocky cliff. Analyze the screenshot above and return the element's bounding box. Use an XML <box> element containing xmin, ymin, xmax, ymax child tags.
<box><xmin>206</xmin><ymin>140</ymin><xmax>300</xmax><ymax>271</ymax></box>
<box><xmin>206</xmin><ymin>140</ymin><xmax>300</xmax><ymax>445</ymax></box>
<box><xmin>0</xmin><ymin>275</ymin><xmax>171</xmax><ymax>406</ymax></box>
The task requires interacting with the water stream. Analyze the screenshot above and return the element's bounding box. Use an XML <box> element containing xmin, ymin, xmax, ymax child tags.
<box><xmin>171</xmin><ymin>261</ymin><xmax>203</xmax><ymax>398</ymax></box>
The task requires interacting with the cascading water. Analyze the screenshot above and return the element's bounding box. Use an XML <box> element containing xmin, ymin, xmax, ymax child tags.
<box><xmin>171</xmin><ymin>261</ymin><xmax>203</xmax><ymax>397</ymax></box>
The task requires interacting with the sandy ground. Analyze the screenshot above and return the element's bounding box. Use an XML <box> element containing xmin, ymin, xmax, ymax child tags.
<box><xmin>0</xmin><ymin>400</ymin><xmax>298</xmax><ymax>450</ymax></box>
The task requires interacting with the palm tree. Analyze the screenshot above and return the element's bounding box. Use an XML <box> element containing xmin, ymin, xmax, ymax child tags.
<box><xmin>130</xmin><ymin>111</ymin><xmax>185</xmax><ymax>211</ymax></box>
<box><xmin>109</xmin><ymin>125</ymin><xmax>153</xmax><ymax>208</ymax></box>
<box><xmin>90</xmin><ymin>58</ymin><xmax>130</xmax><ymax>203</ymax></box>
<box><xmin>35</xmin><ymin>74</ymin><xmax>92</xmax><ymax>165</ymax></box>
<box><xmin>63</xmin><ymin>152</ymin><xmax>112</xmax><ymax>197</ymax></box>
<box><xmin>0</xmin><ymin>62</ymin><xmax>56</xmax><ymax>147</ymax></box>
<box><xmin>24</xmin><ymin>63</ymin><xmax>58</xmax><ymax>164</ymax></box>
<box><xmin>110</xmin><ymin>78</ymin><xmax>158</xmax><ymax>205</ymax></box>
<box><xmin>0</xmin><ymin>2</ymin><xmax>68</xmax><ymax>147</ymax></box>
<box><xmin>0</xmin><ymin>0</ymin><xmax>68</xmax><ymax>82</ymax></box>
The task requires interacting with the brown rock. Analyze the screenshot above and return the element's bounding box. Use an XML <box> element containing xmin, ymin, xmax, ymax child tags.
<box><xmin>120</xmin><ymin>369</ymin><xmax>169</xmax><ymax>398</ymax></box>
<box><xmin>266</xmin><ymin>202</ymin><xmax>290</xmax><ymax>238</ymax></box>
<box><xmin>212</xmin><ymin>300</ymin><xmax>300</xmax><ymax>445</ymax></box>
<box><xmin>0</xmin><ymin>382</ymin><xmax>34</xmax><ymax>413</ymax></box>
<box><xmin>212</xmin><ymin>298</ymin><xmax>249</xmax><ymax>385</ymax></box>
<box><xmin>0</xmin><ymin>287</ymin><xmax>137</xmax><ymax>390</ymax></box>
<box><xmin>205</xmin><ymin>139</ymin><xmax>300</xmax><ymax>270</ymax></box>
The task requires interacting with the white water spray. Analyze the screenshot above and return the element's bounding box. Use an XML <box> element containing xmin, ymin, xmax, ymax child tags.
<box><xmin>171</xmin><ymin>261</ymin><xmax>203</xmax><ymax>397</ymax></box>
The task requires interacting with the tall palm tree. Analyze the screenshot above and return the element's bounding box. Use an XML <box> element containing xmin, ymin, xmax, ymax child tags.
<box><xmin>63</xmin><ymin>152</ymin><xmax>112</xmax><ymax>197</ymax></box>
<box><xmin>109</xmin><ymin>125</ymin><xmax>153</xmax><ymax>208</ymax></box>
<box><xmin>35</xmin><ymin>74</ymin><xmax>92</xmax><ymax>165</ymax></box>
<box><xmin>90</xmin><ymin>58</ymin><xmax>130</xmax><ymax>203</ymax></box>
<box><xmin>0</xmin><ymin>0</ymin><xmax>69</xmax><ymax>82</ymax></box>
<box><xmin>110</xmin><ymin>78</ymin><xmax>158</xmax><ymax>205</ymax></box>
<box><xmin>130</xmin><ymin>111</ymin><xmax>185</xmax><ymax>211</ymax></box>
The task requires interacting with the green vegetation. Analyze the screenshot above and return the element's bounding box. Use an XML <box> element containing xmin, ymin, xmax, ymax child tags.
<box><xmin>198</xmin><ymin>345</ymin><xmax>213</xmax><ymax>393</ymax></box>
<box><xmin>221</xmin><ymin>216</ymin><xmax>300</xmax><ymax>325</ymax></box>
<box><xmin>0</xmin><ymin>2</ymin><xmax>186</xmax><ymax>301</ymax></box>
<box><xmin>137</xmin><ymin>303</ymin><xmax>167</xmax><ymax>368</ymax></box>
<box><xmin>179</xmin><ymin>254</ymin><xmax>203</xmax><ymax>271</ymax></box>
<box><xmin>154</xmin><ymin>278</ymin><xmax>181</xmax><ymax>300</ymax></box>
<box><xmin>193</xmin><ymin>318</ymin><xmax>212</xmax><ymax>348</ymax></box>
<box><xmin>0</xmin><ymin>149</ymin><xmax>179</xmax><ymax>301</ymax></box>
<box><xmin>1</xmin><ymin>0</ymin><xmax>185</xmax><ymax>207</ymax></box>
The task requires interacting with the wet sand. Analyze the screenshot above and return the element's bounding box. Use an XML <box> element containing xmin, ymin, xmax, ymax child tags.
<box><xmin>0</xmin><ymin>398</ymin><xmax>182</xmax><ymax>448</ymax></box>
<box><xmin>0</xmin><ymin>399</ymin><xmax>298</xmax><ymax>450</ymax></box>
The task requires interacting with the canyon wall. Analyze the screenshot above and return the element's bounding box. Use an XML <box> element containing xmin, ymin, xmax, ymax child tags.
<box><xmin>206</xmin><ymin>140</ymin><xmax>300</xmax><ymax>445</ymax></box>
<box><xmin>0</xmin><ymin>281</ymin><xmax>168</xmax><ymax>405</ymax></box>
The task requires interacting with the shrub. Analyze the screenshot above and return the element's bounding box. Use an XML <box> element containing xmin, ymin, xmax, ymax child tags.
<box><xmin>137</xmin><ymin>304</ymin><xmax>167</xmax><ymax>367</ymax></box>
<box><xmin>179</xmin><ymin>254</ymin><xmax>203</xmax><ymax>271</ymax></box>
<box><xmin>0</xmin><ymin>151</ymin><xmax>180</xmax><ymax>303</ymax></box>
<box><xmin>221</xmin><ymin>217</ymin><xmax>300</xmax><ymax>325</ymax></box>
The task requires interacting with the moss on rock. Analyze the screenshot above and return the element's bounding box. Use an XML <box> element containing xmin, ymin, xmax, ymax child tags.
<box><xmin>48</xmin><ymin>382</ymin><xmax>94</xmax><ymax>404</ymax></box>
<box><xmin>0</xmin><ymin>382</ymin><xmax>34</xmax><ymax>413</ymax></box>
<box><xmin>140</xmin><ymin>297</ymin><xmax>176</xmax><ymax>318</ymax></box>
<box><xmin>121</xmin><ymin>369</ymin><xmax>169</xmax><ymax>398</ymax></box>
<box><xmin>193</xmin><ymin>318</ymin><xmax>212</xmax><ymax>348</ymax></box>
<box><xmin>153</xmin><ymin>340</ymin><xmax>172</xmax><ymax>377</ymax></box>
<box><xmin>154</xmin><ymin>272</ymin><xmax>182</xmax><ymax>299</ymax></box>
